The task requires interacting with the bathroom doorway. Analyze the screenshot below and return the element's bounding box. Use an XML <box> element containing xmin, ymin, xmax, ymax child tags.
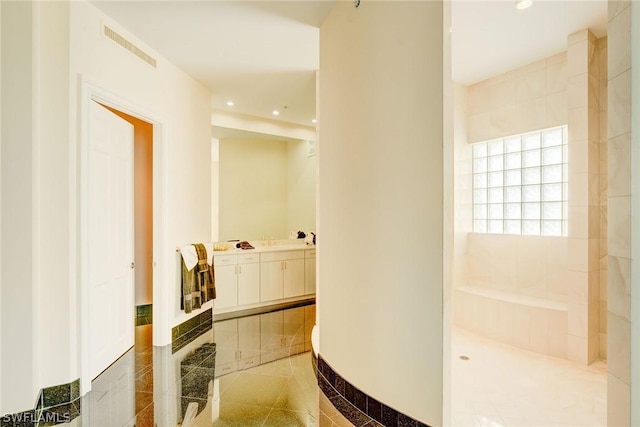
<box><xmin>79</xmin><ymin>82</ymin><xmax>168</xmax><ymax>394</ymax></box>
<box><xmin>103</xmin><ymin>106</ymin><xmax>154</xmax><ymax>331</ymax></box>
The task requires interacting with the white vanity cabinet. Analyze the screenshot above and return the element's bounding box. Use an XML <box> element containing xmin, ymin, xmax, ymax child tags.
<box><xmin>212</xmin><ymin>246</ymin><xmax>314</xmax><ymax>313</ymax></box>
<box><xmin>304</xmin><ymin>249</ymin><xmax>316</xmax><ymax>295</ymax></box>
<box><xmin>260</xmin><ymin>250</ymin><xmax>305</xmax><ymax>302</ymax></box>
<box><xmin>213</xmin><ymin>253</ymin><xmax>260</xmax><ymax>311</ymax></box>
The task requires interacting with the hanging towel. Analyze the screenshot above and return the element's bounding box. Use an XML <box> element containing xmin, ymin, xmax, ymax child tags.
<box><xmin>194</xmin><ymin>243</ymin><xmax>216</xmax><ymax>303</ymax></box>
<box><xmin>179</xmin><ymin>244</ymin><xmax>198</xmax><ymax>271</ymax></box>
<box><xmin>203</xmin><ymin>242</ymin><xmax>214</xmax><ymax>265</ymax></box>
<box><xmin>181</xmin><ymin>243</ymin><xmax>216</xmax><ymax>313</ymax></box>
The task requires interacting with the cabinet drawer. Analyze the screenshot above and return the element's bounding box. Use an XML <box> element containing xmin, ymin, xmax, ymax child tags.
<box><xmin>260</xmin><ymin>250</ymin><xmax>304</xmax><ymax>262</ymax></box>
<box><xmin>305</xmin><ymin>249</ymin><xmax>316</xmax><ymax>258</ymax></box>
<box><xmin>238</xmin><ymin>253</ymin><xmax>260</xmax><ymax>264</ymax></box>
<box><xmin>214</xmin><ymin>254</ymin><xmax>237</xmax><ymax>266</ymax></box>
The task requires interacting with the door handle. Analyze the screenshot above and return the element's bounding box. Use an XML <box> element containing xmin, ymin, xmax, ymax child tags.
<box><xmin>130</xmin><ymin>262</ymin><xmax>135</xmax><ymax>269</ymax></box>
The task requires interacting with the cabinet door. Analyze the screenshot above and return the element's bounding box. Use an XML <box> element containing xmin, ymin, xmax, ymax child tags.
<box><xmin>283</xmin><ymin>259</ymin><xmax>305</xmax><ymax>298</ymax></box>
<box><xmin>237</xmin><ymin>262</ymin><xmax>260</xmax><ymax>306</ymax></box>
<box><xmin>213</xmin><ymin>264</ymin><xmax>238</xmax><ymax>310</ymax></box>
<box><xmin>304</xmin><ymin>257</ymin><xmax>316</xmax><ymax>295</ymax></box>
<box><xmin>260</xmin><ymin>261</ymin><xmax>283</xmax><ymax>302</ymax></box>
<box><xmin>260</xmin><ymin>311</ymin><xmax>286</xmax><ymax>364</ymax></box>
<box><xmin>213</xmin><ymin>319</ymin><xmax>238</xmax><ymax>377</ymax></box>
<box><xmin>237</xmin><ymin>316</ymin><xmax>261</xmax><ymax>370</ymax></box>
<box><xmin>283</xmin><ymin>307</ymin><xmax>305</xmax><ymax>355</ymax></box>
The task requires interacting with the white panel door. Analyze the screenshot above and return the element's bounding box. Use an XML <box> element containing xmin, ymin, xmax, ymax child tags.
<box><xmin>88</xmin><ymin>101</ymin><xmax>135</xmax><ymax>380</ymax></box>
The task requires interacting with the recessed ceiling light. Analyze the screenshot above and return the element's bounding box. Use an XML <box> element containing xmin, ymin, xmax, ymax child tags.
<box><xmin>226</xmin><ymin>100</ymin><xmax>234</xmax><ymax>107</ymax></box>
<box><xmin>272</xmin><ymin>110</ymin><xmax>280</xmax><ymax>116</ymax></box>
<box><xmin>515</xmin><ymin>0</ymin><xmax>532</xmax><ymax>10</ymax></box>
<box><xmin>312</xmin><ymin>119</ymin><xmax>317</xmax><ymax>124</ymax></box>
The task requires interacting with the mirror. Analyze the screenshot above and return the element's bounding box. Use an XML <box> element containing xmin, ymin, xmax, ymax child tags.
<box><xmin>213</xmin><ymin>127</ymin><xmax>316</xmax><ymax>242</ymax></box>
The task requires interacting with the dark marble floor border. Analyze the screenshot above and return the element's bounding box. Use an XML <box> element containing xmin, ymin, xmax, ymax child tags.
<box><xmin>1</xmin><ymin>379</ymin><xmax>81</xmax><ymax>427</ymax></box>
<box><xmin>172</xmin><ymin>307</ymin><xmax>213</xmax><ymax>353</ymax></box>
<box><xmin>317</xmin><ymin>355</ymin><xmax>431</xmax><ymax>427</ymax></box>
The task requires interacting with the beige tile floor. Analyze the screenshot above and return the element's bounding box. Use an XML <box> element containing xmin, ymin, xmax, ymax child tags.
<box><xmin>451</xmin><ymin>327</ymin><xmax>607</xmax><ymax>427</ymax></box>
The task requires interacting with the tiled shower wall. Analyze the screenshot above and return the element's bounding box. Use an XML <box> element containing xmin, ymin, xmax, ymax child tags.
<box><xmin>454</xmin><ymin>32</ymin><xmax>608</xmax><ymax>364</ymax></box>
<box><xmin>566</xmin><ymin>29</ymin><xmax>602</xmax><ymax>364</ymax></box>
<box><xmin>599</xmin><ymin>37</ymin><xmax>609</xmax><ymax>360</ymax></box>
<box><xmin>606</xmin><ymin>1</ymin><xmax>632</xmax><ymax>425</ymax></box>
<box><xmin>460</xmin><ymin>52</ymin><xmax>571</xmax><ymax>301</ymax></box>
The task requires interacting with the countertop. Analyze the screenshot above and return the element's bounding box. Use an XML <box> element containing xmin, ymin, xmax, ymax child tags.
<box><xmin>212</xmin><ymin>241</ymin><xmax>315</xmax><ymax>255</ymax></box>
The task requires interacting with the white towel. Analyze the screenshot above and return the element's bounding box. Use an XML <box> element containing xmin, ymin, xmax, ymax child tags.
<box><xmin>179</xmin><ymin>244</ymin><xmax>198</xmax><ymax>271</ymax></box>
<box><xmin>180</xmin><ymin>243</ymin><xmax>214</xmax><ymax>271</ymax></box>
<box><xmin>203</xmin><ymin>242</ymin><xmax>214</xmax><ymax>265</ymax></box>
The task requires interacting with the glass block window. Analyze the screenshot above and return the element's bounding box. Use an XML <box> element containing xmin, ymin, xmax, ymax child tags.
<box><xmin>472</xmin><ymin>126</ymin><xmax>568</xmax><ymax>236</ymax></box>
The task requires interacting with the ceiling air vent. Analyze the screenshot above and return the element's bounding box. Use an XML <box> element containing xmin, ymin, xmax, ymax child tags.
<box><xmin>103</xmin><ymin>25</ymin><xmax>157</xmax><ymax>68</ymax></box>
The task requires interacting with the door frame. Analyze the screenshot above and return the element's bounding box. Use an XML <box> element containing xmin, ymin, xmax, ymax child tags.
<box><xmin>78</xmin><ymin>78</ymin><xmax>169</xmax><ymax>393</ymax></box>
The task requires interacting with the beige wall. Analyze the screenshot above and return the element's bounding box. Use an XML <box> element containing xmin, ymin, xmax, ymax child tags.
<box><xmin>2</xmin><ymin>0</ymin><xmax>214</xmax><ymax>413</ymax></box>
<box><xmin>69</xmin><ymin>0</ymin><xmax>213</xmax><ymax>353</ymax></box>
<box><xmin>319</xmin><ymin>2</ymin><xmax>446</xmax><ymax>424</ymax></box>
<box><xmin>1</xmin><ymin>0</ymin><xmax>39</xmax><ymax>412</ymax></box>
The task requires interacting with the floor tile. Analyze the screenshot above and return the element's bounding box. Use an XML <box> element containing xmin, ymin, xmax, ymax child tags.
<box><xmin>54</xmin><ymin>307</ymin><xmax>608</xmax><ymax>427</ymax></box>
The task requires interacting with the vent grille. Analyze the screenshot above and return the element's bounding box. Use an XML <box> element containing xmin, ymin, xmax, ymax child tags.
<box><xmin>103</xmin><ymin>25</ymin><xmax>157</xmax><ymax>68</ymax></box>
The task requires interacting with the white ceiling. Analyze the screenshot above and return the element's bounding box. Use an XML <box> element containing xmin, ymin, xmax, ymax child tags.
<box><xmin>90</xmin><ymin>0</ymin><xmax>608</xmax><ymax>129</ymax></box>
<box><xmin>452</xmin><ymin>0</ymin><xmax>608</xmax><ymax>85</ymax></box>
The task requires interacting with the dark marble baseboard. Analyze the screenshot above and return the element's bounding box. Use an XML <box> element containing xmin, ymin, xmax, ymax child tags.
<box><xmin>172</xmin><ymin>307</ymin><xmax>213</xmax><ymax>353</ymax></box>
<box><xmin>1</xmin><ymin>379</ymin><xmax>80</xmax><ymax>427</ymax></box>
<box><xmin>317</xmin><ymin>355</ymin><xmax>431</xmax><ymax>427</ymax></box>
<box><xmin>135</xmin><ymin>304</ymin><xmax>152</xmax><ymax>326</ymax></box>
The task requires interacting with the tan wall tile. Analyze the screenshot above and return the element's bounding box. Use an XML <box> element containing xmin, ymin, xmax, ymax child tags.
<box><xmin>608</xmin><ymin>4</ymin><xmax>631</xmax><ymax>79</ymax></box>
<box><xmin>607</xmin><ymin>313</ymin><xmax>630</xmax><ymax>382</ymax></box>
<box><xmin>608</xmin><ymin>70</ymin><xmax>631</xmax><ymax>139</ymax></box>
<box><xmin>608</xmin><ymin>255</ymin><xmax>631</xmax><ymax>320</ymax></box>
<box><xmin>608</xmin><ymin>132</ymin><xmax>631</xmax><ymax>197</ymax></box>
<box><xmin>608</xmin><ymin>196</ymin><xmax>631</xmax><ymax>258</ymax></box>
